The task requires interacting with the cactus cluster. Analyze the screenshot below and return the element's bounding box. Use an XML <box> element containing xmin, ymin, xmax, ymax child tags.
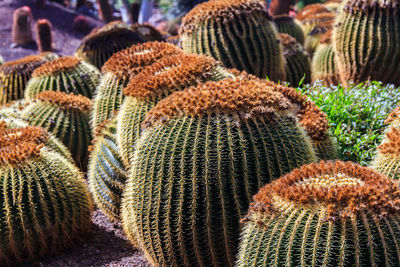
<box><xmin>237</xmin><ymin>160</ymin><xmax>400</xmax><ymax>266</ymax></box>
<box><xmin>25</xmin><ymin>56</ymin><xmax>100</xmax><ymax>100</ymax></box>
<box><xmin>179</xmin><ymin>0</ymin><xmax>286</xmax><ymax>81</ymax></box>
<box><xmin>121</xmin><ymin>78</ymin><xmax>316</xmax><ymax>267</ymax></box>
<box><xmin>273</xmin><ymin>15</ymin><xmax>305</xmax><ymax>45</ymax></box>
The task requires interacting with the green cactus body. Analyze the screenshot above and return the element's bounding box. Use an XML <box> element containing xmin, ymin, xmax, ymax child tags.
<box><xmin>20</xmin><ymin>91</ymin><xmax>92</xmax><ymax>170</ymax></box>
<box><xmin>179</xmin><ymin>0</ymin><xmax>286</xmax><ymax>81</ymax></box>
<box><xmin>0</xmin><ymin>55</ymin><xmax>53</xmax><ymax>105</ymax></box>
<box><xmin>333</xmin><ymin>0</ymin><xmax>400</xmax><ymax>86</ymax></box>
<box><xmin>237</xmin><ymin>160</ymin><xmax>400</xmax><ymax>267</ymax></box>
<box><xmin>92</xmin><ymin>42</ymin><xmax>182</xmax><ymax>130</ymax></box>
<box><xmin>0</xmin><ymin>142</ymin><xmax>92</xmax><ymax>265</ymax></box>
<box><xmin>121</xmin><ymin>79</ymin><xmax>316</xmax><ymax>267</ymax></box>
<box><xmin>117</xmin><ymin>54</ymin><xmax>232</xmax><ymax>167</ymax></box>
<box><xmin>273</xmin><ymin>15</ymin><xmax>305</xmax><ymax>45</ymax></box>
<box><xmin>24</xmin><ymin>56</ymin><xmax>100</xmax><ymax>100</ymax></box>
<box><xmin>278</xmin><ymin>33</ymin><xmax>311</xmax><ymax>86</ymax></box>
<box><xmin>0</xmin><ymin>99</ymin><xmax>27</xmax><ymax>119</ymax></box>
<box><xmin>88</xmin><ymin>118</ymin><xmax>127</xmax><ymax>222</ymax></box>
<box><xmin>75</xmin><ymin>22</ymin><xmax>143</xmax><ymax>69</ymax></box>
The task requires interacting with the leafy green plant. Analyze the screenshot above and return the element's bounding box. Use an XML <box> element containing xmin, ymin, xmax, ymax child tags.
<box><xmin>300</xmin><ymin>81</ymin><xmax>400</xmax><ymax>165</ymax></box>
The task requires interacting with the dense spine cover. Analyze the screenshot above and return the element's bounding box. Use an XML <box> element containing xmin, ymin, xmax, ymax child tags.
<box><xmin>273</xmin><ymin>15</ymin><xmax>305</xmax><ymax>45</ymax></box>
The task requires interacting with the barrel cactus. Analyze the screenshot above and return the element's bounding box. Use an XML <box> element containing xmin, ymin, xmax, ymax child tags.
<box><xmin>273</xmin><ymin>15</ymin><xmax>305</xmax><ymax>45</ymax></box>
<box><xmin>117</xmin><ymin>53</ymin><xmax>233</xmax><ymax>167</ymax></box>
<box><xmin>237</xmin><ymin>160</ymin><xmax>400</xmax><ymax>266</ymax></box>
<box><xmin>0</xmin><ymin>141</ymin><xmax>92</xmax><ymax>265</ymax></box>
<box><xmin>303</xmin><ymin>13</ymin><xmax>335</xmax><ymax>56</ymax></box>
<box><xmin>130</xmin><ymin>23</ymin><xmax>164</xmax><ymax>42</ymax></box>
<box><xmin>334</xmin><ymin>0</ymin><xmax>400</xmax><ymax>86</ymax></box>
<box><xmin>121</xmin><ymin>78</ymin><xmax>316</xmax><ymax>267</ymax></box>
<box><xmin>24</xmin><ymin>56</ymin><xmax>100</xmax><ymax>100</ymax></box>
<box><xmin>92</xmin><ymin>42</ymin><xmax>182</xmax><ymax>130</ymax></box>
<box><xmin>279</xmin><ymin>33</ymin><xmax>311</xmax><ymax>86</ymax></box>
<box><xmin>179</xmin><ymin>0</ymin><xmax>286</xmax><ymax>81</ymax></box>
<box><xmin>0</xmin><ymin>54</ymin><xmax>54</xmax><ymax>104</ymax></box>
<box><xmin>296</xmin><ymin>3</ymin><xmax>330</xmax><ymax>21</ymax></box>
<box><xmin>20</xmin><ymin>91</ymin><xmax>92</xmax><ymax>170</ymax></box>
<box><xmin>75</xmin><ymin>22</ymin><xmax>143</xmax><ymax>69</ymax></box>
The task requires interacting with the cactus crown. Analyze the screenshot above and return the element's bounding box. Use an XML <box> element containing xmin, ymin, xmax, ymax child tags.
<box><xmin>296</xmin><ymin>4</ymin><xmax>330</xmax><ymax>21</ymax></box>
<box><xmin>0</xmin><ymin>142</ymin><xmax>44</xmax><ymax>164</ymax></box>
<box><xmin>343</xmin><ymin>0</ymin><xmax>400</xmax><ymax>13</ymax></box>
<box><xmin>143</xmin><ymin>78</ymin><xmax>293</xmax><ymax>128</ymax></box>
<box><xmin>385</xmin><ymin>106</ymin><xmax>400</xmax><ymax>124</ymax></box>
<box><xmin>123</xmin><ymin>54</ymin><xmax>222</xmax><ymax>99</ymax></box>
<box><xmin>35</xmin><ymin>91</ymin><xmax>92</xmax><ymax>111</ymax></box>
<box><xmin>278</xmin><ymin>33</ymin><xmax>305</xmax><ymax>55</ymax></box>
<box><xmin>180</xmin><ymin>0</ymin><xmax>268</xmax><ymax>35</ymax></box>
<box><xmin>378</xmin><ymin>127</ymin><xmax>400</xmax><ymax>155</ymax></box>
<box><xmin>0</xmin><ymin>55</ymin><xmax>46</xmax><ymax>75</ymax></box>
<box><xmin>101</xmin><ymin>42</ymin><xmax>181</xmax><ymax>78</ymax></box>
<box><xmin>251</xmin><ymin>160</ymin><xmax>400</xmax><ymax>221</ymax></box>
<box><xmin>0</xmin><ymin>126</ymin><xmax>49</xmax><ymax>146</ymax></box>
<box><xmin>319</xmin><ymin>29</ymin><xmax>333</xmax><ymax>44</ymax></box>
<box><xmin>32</xmin><ymin>56</ymin><xmax>80</xmax><ymax>77</ymax></box>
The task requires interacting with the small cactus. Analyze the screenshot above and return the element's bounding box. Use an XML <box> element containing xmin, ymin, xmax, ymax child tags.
<box><xmin>75</xmin><ymin>22</ymin><xmax>143</xmax><ymax>69</ymax></box>
<box><xmin>179</xmin><ymin>0</ymin><xmax>286</xmax><ymax>81</ymax></box>
<box><xmin>12</xmin><ymin>6</ymin><xmax>33</xmax><ymax>46</ymax></box>
<box><xmin>96</xmin><ymin>0</ymin><xmax>114</xmax><ymax>22</ymax></box>
<box><xmin>116</xmin><ymin>53</ymin><xmax>233</xmax><ymax>167</ymax></box>
<box><xmin>36</xmin><ymin>19</ymin><xmax>53</xmax><ymax>52</ymax></box>
<box><xmin>92</xmin><ymin>41</ymin><xmax>182</xmax><ymax>130</ymax></box>
<box><xmin>273</xmin><ymin>15</ymin><xmax>305</xmax><ymax>45</ymax></box>
<box><xmin>122</xmin><ymin>78</ymin><xmax>316</xmax><ymax>267</ymax></box>
<box><xmin>333</xmin><ymin>0</ymin><xmax>400</xmax><ymax>86</ymax></box>
<box><xmin>0</xmin><ymin>54</ymin><xmax>55</xmax><ymax>105</ymax></box>
<box><xmin>237</xmin><ymin>160</ymin><xmax>400</xmax><ymax>267</ymax></box>
<box><xmin>20</xmin><ymin>91</ymin><xmax>92</xmax><ymax>170</ymax></box>
<box><xmin>0</xmin><ymin>141</ymin><xmax>92</xmax><ymax>265</ymax></box>
<box><xmin>25</xmin><ymin>56</ymin><xmax>100</xmax><ymax>99</ymax></box>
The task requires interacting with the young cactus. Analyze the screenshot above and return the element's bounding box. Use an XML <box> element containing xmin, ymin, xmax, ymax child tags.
<box><xmin>333</xmin><ymin>0</ymin><xmax>400</xmax><ymax>86</ymax></box>
<box><xmin>121</xmin><ymin>78</ymin><xmax>316</xmax><ymax>267</ymax></box>
<box><xmin>0</xmin><ymin>141</ymin><xmax>92</xmax><ymax>265</ymax></box>
<box><xmin>20</xmin><ymin>91</ymin><xmax>92</xmax><ymax>170</ymax></box>
<box><xmin>273</xmin><ymin>15</ymin><xmax>305</xmax><ymax>45</ymax></box>
<box><xmin>92</xmin><ymin>42</ymin><xmax>182</xmax><ymax>130</ymax></box>
<box><xmin>116</xmin><ymin>53</ymin><xmax>233</xmax><ymax>167</ymax></box>
<box><xmin>36</xmin><ymin>19</ymin><xmax>53</xmax><ymax>52</ymax></box>
<box><xmin>24</xmin><ymin>56</ymin><xmax>100</xmax><ymax>100</ymax></box>
<box><xmin>237</xmin><ymin>160</ymin><xmax>400</xmax><ymax>267</ymax></box>
<box><xmin>179</xmin><ymin>0</ymin><xmax>286</xmax><ymax>81</ymax></box>
<box><xmin>12</xmin><ymin>6</ymin><xmax>33</xmax><ymax>46</ymax></box>
<box><xmin>75</xmin><ymin>22</ymin><xmax>143</xmax><ymax>69</ymax></box>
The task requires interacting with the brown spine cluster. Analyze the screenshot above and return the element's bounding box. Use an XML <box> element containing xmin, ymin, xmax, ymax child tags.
<box><xmin>378</xmin><ymin>127</ymin><xmax>400</xmax><ymax>155</ymax></box>
<box><xmin>385</xmin><ymin>106</ymin><xmax>400</xmax><ymax>124</ymax></box>
<box><xmin>35</xmin><ymin>91</ymin><xmax>92</xmax><ymax>111</ymax></box>
<box><xmin>36</xmin><ymin>19</ymin><xmax>53</xmax><ymax>52</ymax></box>
<box><xmin>0</xmin><ymin>142</ymin><xmax>43</xmax><ymax>164</ymax></box>
<box><xmin>343</xmin><ymin>0</ymin><xmax>400</xmax><ymax>14</ymax></box>
<box><xmin>0</xmin><ymin>55</ymin><xmax>46</xmax><ymax>75</ymax></box>
<box><xmin>296</xmin><ymin>4</ymin><xmax>330</xmax><ymax>21</ymax></box>
<box><xmin>0</xmin><ymin>126</ymin><xmax>49</xmax><ymax>147</ymax></box>
<box><xmin>32</xmin><ymin>56</ymin><xmax>80</xmax><ymax>77</ymax></box>
<box><xmin>319</xmin><ymin>29</ymin><xmax>333</xmax><ymax>44</ymax></box>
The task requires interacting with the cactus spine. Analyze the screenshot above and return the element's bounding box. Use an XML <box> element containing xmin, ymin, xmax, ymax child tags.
<box><xmin>25</xmin><ymin>56</ymin><xmax>100</xmax><ymax>100</ymax></box>
<box><xmin>121</xmin><ymin>79</ymin><xmax>316</xmax><ymax>267</ymax></box>
<box><xmin>36</xmin><ymin>19</ymin><xmax>53</xmax><ymax>52</ymax></box>
<box><xmin>273</xmin><ymin>15</ymin><xmax>305</xmax><ymax>45</ymax></box>
<box><xmin>179</xmin><ymin>0</ymin><xmax>286</xmax><ymax>81</ymax></box>
<box><xmin>237</xmin><ymin>160</ymin><xmax>400</xmax><ymax>266</ymax></box>
<box><xmin>92</xmin><ymin>42</ymin><xmax>182</xmax><ymax>130</ymax></box>
<box><xmin>11</xmin><ymin>6</ymin><xmax>33</xmax><ymax>46</ymax></box>
<box><xmin>333</xmin><ymin>0</ymin><xmax>400</xmax><ymax>86</ymax></box>
<box><xmin>0</xmin><ymin>141</ymin><xmax>92</xmax><ymax>265</ymax></box>
<box><xmin>20</xmin><ymin>91</ymin><xmax>92</xmax><ymax>170</ymax></box>
<box><xmin>116</xmin><ymin>53</ymin><xmax>233</xmax><ymax>167</ymax></box>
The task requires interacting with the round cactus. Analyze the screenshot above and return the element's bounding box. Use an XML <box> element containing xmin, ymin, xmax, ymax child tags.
<box><xmin>179</xmin><ymin>0</ymin><xmax>286</xmax><ymax>81</ymax></box>
<box><xmin>237</xmin><ymin>160</ymin><xmax>400</xmax><ymax>267</ymax></box>
<box><xmin>88</xmin><ymin>118</ymin><xmax>126</xmax><ymax>222</ymax></box>
<box><xmin>333</xmin><ymin>0</ymin><xmax>400</xmax><ymax>86</ymax></box>
<box><xmin>36</xmin><ymin>19</ymin><xmax>53</xmax><ymax>53</ymax></box>
<box><xmin>302</xmin><ymin>13</ymin><xmax>335</xmax><ymax>56</ymax></box>
<box><xmin>273</xmin><ymin>15</ymin><xmax>305</xmax><ymax>45</ymax></box>
<box><xmin>24</xmin><ymin>56</ymin><xmax>100</xmax><ymax>100</ymax></box>
<box><xmin>279</xmin><ymin>33</ymin><xmax>311</xmax><ymax>87</ymax></box>
<box><xmin>0</xmin><ymin>141</ymin><xmax>92</xmax><ymax>265</ymax></box>
<box><xmin>0</xmin><ymin>54</ymin><xmax>54</xmax><ymax>105</ymax></box>
<box><xmin>92</xmin><ymin>42</ymin><xmax>182</xmax><ymax>130</ymax></box>
<box><xmin>121</xmin><ymin>78</ymin><xmax>316</xmax><ymax>267</ymax></box>
<box><xmin>20</xmin><ymin>91</ymin><xmax>92</xmax><ymax>170</ymax></box>
<box><xmin>117</xmin><ymin>53</ymin><xmax>233</xmax><ymax>167</ymax></box>
<box><xmin>75</xmin><ymin>22</ymin><xmax>143</xmax><ymax>69</ymax></box>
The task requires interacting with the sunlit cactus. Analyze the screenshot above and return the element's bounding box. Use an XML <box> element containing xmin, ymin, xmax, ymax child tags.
<box><xmin>121</xmin><ymin>78</ymin><xmax>316</xmax><ymax>267</ymax></box>
<box><xmin>24</xmin><ymin>56</ymin><xmax>100</xmax><ymax>100</ymax></box>
<box><xmin>12</xmin><ymin>6</ymin><xmax>33</xmax><ymax>46</ymax></box>
<box><xmin>237</xmin><ymin>160</ymin><xmax>400</xmax><ymax>267</ymax></box>
<box><xmin>130</xmin><ymin>23</ymin><xmax>164</xmax><ymax>42</ymax></box>
<box><xmin>36</xmin><ymin>19</ymin><xmax>53</xmax><ymax>52</ymax></box>
<box><xmin>0</xmin><ymin>141</ymin><xmax>92</xmax><ymax>266</ymax></box>
<box><xmin>179</xmin><ymin>0</ymin><xmax>286</xmax><ymax>81</ymax></box>
<box><xmin>0</xmin><ymin>54</ymin><xmax>54</xmax><ymax>105</ymax></box>
<box><xmin>278</xmin><ymin>33</ymin><xmax>311</xmax><ymax>86</ymax></box>
<box><xmin>324</xmin><ymin>0</ymin><xmax>343</xmax><ymax>12</ymax></box>
<box><xmin>333</xmin><ymin>0</ymin><xmax>400</xmax><ymax>86</ymax></box>
<box><xmin>273</xmin><ymin>15</ymin><xmax>305</xmax><ymax>45</ymax></box>
<box><xmin>92</xmin><ymin>42</ymin><xmax>182</xmax><ymax>130</ymax></box>
<box><xmin>116</xmin><ymin>53</ymin><xmax>233</xmax><ymax>167</ymax></box>
<box><xmin>20</xmin><ymin>91</ymin><xmax>92</xmax><ymax>170</ymax></box>
<box><xmin>75</xmin><ymin>22</ymin><xmax>143</xmax><ymax>69</ymax></box>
